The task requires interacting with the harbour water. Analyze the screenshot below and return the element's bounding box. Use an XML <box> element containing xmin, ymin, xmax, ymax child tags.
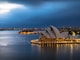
<box><xmin>0</xmin><ymin>31</ymin><xmax>80</xmax><ymax>60</ymax></box>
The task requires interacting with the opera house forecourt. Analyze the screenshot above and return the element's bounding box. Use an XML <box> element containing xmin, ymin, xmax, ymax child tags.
<box><xmin>31</xmin><ymin>25</ymin><xmax>80</xmax><ymax>44</ymax></box>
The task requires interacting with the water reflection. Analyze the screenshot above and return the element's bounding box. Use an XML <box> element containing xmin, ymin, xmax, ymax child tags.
<box><xmin>0</xmin><ymin>31</ymin><xmax>80</xmax><ymax>60</ymax></box>
<box><xmin>0</xmin><ymin>31</ymin><xmax>39</xmax><ymax>46</ymax></box>
<box><xmin>31</xmin><ymin>44</ymin><xmax>80</xmax><ymax>60</ymax></box>
<box><xmin>31</xmin><ymin>44</ymin><xmax>41</xmax><ymax>54</ymax></box>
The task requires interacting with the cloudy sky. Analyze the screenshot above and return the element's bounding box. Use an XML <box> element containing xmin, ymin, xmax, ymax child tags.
<box><xmin>0</xmin><ymin>0</ymin><xmax>80</xmax><ymax>28</ymax></box>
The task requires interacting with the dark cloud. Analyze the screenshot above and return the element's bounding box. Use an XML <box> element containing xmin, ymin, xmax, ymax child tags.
<box><xmin>0</xmin><ymin>1</ymin><xmax>79</xmax><ymax>28</ymax></box>
<box><xmin>0</xmin><ymin>0</ymin><xmax>79</xmax><ymax>3</ymax></box>
<box><xmin>0</xmin><ymin>0</ymin><xmax>79</xmax><ymax>6</ymax></box>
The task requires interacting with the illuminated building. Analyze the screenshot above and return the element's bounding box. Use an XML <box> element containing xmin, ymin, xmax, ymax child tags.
<box><xmin>31</xmin><ymin>25</ymin><xmax>80</xmax><ymax>44</ymax></box>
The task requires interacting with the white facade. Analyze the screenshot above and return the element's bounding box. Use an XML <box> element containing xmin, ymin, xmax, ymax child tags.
<box><xmin>39</xmin><ymin>25</ymin><xmax>68</xmax><ymax>39</ymax></box>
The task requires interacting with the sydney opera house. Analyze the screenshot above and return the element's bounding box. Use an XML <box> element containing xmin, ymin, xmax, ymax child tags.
<box><xmin>31</xmin><ymin>26</ymin><xmax>80</xmax><ymax>44</ymax></box>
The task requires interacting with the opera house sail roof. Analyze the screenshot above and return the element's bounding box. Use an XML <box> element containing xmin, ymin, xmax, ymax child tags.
<box><xmin>39</xmin><ymin>25</ymin><xmax>68</xmax><ymax>39</ymax></box>
<box><xmin>31</xmin><ymin>25</ymin><xmax>80</xmax><ymax>44</ymax></box>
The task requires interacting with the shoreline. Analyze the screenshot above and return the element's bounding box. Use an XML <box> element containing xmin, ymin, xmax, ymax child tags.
<box><xmin>31</xmin><ymin>39</ymin><xmax>80</xmax><ymax>45</ymax></box>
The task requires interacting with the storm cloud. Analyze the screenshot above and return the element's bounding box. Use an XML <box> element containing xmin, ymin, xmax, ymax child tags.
<box><xmin>0</xmin><ymin>0</ymin><xmax>79</xmax><ymax>28</ymax></box>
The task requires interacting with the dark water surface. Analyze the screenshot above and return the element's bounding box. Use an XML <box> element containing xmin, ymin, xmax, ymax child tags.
<box><xmin>0</xmin><ymin>31</ymin><xmax>80</xmax><ymax>60</ymax></box>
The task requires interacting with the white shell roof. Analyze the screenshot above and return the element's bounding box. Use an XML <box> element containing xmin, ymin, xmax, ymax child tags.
<box><xmin>38</xmin><ymin>25</ymin><xmax>68</xmax><ymax>39</ymax></box>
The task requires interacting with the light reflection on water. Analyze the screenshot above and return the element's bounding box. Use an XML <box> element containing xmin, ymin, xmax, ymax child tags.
<box><xmin>36</xmin><ymin>44</ymin><xmax>80</xmax><ymax>60</ymax></box>
<box><xmin>0</xmin><ymin>31</ymin><xmax>39</xmax><ymax>46</ymax></box>
<box><xmin>0</xmin><ymin>31</ymin><xmax>80</xmax><ymax>60</ymax></box>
